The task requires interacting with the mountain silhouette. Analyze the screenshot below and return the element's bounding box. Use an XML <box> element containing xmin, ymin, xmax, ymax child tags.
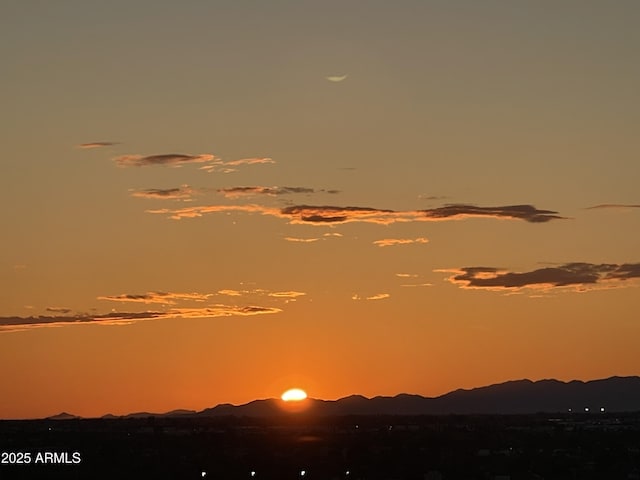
<box><xmin>198</xmin><ymin>376</ymin><xmax>640</xmax><ymax>417</ymax></box>
<box><xmin>47</xmin><ymin>376</ymin><xmax>640</xmax><ymax>420</ymax></box>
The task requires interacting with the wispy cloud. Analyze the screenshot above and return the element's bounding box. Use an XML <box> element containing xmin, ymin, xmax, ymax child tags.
<box><xmin>352</xmin><ymin>293</ymin><xmax>391</xmax><ymax>301</ymax></box>
<box><xmin>223</xmin><ymin>157</ymin><xmax>274</xmax><ymax>167</ymax></box>
<box><xmin>586</xmin><ymin>204</ymin><xmax>640</xmax><ymax>210</ymax></box>
<box><xmin>97</xmin><ymin>292</ymin><xmax>211</xmax><ymax>305</ymax></box>
<box><xmin>216</xmin><ymin>288</ymin><xmax>306</xmax><ymax>299</ymax></box>
<box><xmin>418</xmin><ymin>194</ymin><xmax>448</xmax><ymax>201</ymax></box>
<box><xmin>114</xmin><ymin>153</ymin><xmax>216</xmax><ymax>167</ymax></box>
<box><xmin>199</xmin><ymin>157</ymin><xmax>275</xmax><ymax>174</ymax></box>
<box><xmin>280</xmin><ymin>205</ymin><xmax>412</xmax><ymax>225</ymax></box>
<box><xmin>130</xmin><ymin>186</ymin><xmax>197</xmax><ymax>201</ymax></box>
<box><xmin>218</xmin><ymin>186</ymin><xmax>314</xmax><ymax>199</ymax></box>
<box><xmin>396</xmin><ymin>273</ymin><xmax>418</xmax><ymax>278</ymax></box>
<box><xmin>77</xmin><ymin>142</ymin><xmax>119</xmax><ymax>149</ymax></box>
<box><xmin>373</xmin><ymin>237</ymin><xmax>429</xmax><ymax>247</ymax></box>
<box><xmin>439</xmin><ymin>262</ymin><xmax>640</xmax><ymax>292</ymax></box>
<box><xmin>148</xmin><ymin>204</ymin><xmax>277</xmax><ymax>220</ymax></box>
<box><xmin>267</xmin><ymin>291</ymin><xmax>306</xmax><ymax>298</ymax></box>
<box><xmin>400</xmin><ymin>283</ymin><xmax>432</xmax><ymax>288</ymax></box>
<box><xmin>0</xmin><ymin>305</ymin><xmax>282</xmax><ymax>333</ymax></box>
<box><xmin>46</xmin><ymin>307</ymin><xmax>71</xmax><ymax>314</ymax></box>
<box><xmin>148</xmin><ymin>203</ymin><xmax>564</xmax><ymax>225</ymax></box>
<box><xmin>284</xmin><ymin>237</ymin><xmax>320</xmax><ymax>243</ymax></box>
<box><xmin>217</xmin><ymin>186</ymin><xmax>338</xmax><ymax>199</ymax></box>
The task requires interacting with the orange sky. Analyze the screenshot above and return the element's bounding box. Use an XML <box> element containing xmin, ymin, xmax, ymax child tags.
<box><xmin>1</xmin><ymin>0</ymin><xmax>639</xmax><ymax>419</ymax></box>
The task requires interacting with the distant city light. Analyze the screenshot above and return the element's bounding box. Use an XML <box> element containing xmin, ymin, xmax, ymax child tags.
<box><xmin>300</xmin><ymin>470</ymin><xmax>306</xmax><ymax>477</ymax></box>
<box><xmin>201</xmin><ymin>472</ymin><xmax>206</xmax><ymax>478</ymax></box>
<box><xmin>585</xmin><ymin>407</ymin><xmax>590</xmax><ymax>412</ymax></box>
<box><xmin>250</xmin><ymin>472</ymin><xmax>256</xmax><ymax>477</ymax></box>
<box><xmin>600</xmin><ymin>407</ymin><xmax>605</xmax><ymax>412</ymax></box>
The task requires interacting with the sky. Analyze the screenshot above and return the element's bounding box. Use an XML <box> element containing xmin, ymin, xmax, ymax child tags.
<box><xmin>1</xmin><ymin>0</ymin><xmax>639</xmax><ymax>419</ymax></box>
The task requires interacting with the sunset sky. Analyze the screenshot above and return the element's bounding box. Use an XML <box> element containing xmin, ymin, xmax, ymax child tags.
<box><xmin>1</xmin><ymin>1</ymin><xmax>639</xmax><ymax>419</ymax></box>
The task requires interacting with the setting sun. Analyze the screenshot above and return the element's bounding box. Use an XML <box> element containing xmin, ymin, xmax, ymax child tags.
<box><xmin>281</xmin><ymin>388</ymin><xmax>308</xmax><ymax>402</ymax></box>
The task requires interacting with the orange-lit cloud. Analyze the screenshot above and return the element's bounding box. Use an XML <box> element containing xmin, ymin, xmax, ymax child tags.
<box><xmin>0</xmin><ymin>305</ymin><xmax>282</xmax><ymax>333</ymax></box>
<box><xmin>130</xmin><ymin>186</ymin><xmax>197</xmax><ymax>200</ymax></box>
<box><xmin>217</xmin><ymin>289</ymin><xmax>244</xmax><ymax>296</ymax></box>
<box><xmin>97</xmin><ymin>292</ymin><xmax>211</xmax><ymax>305</ymax></box>
<box><xmin>440</xmin><ymin>262</ymin><xmax>640</xmax><ymax>292</ymax></box>
<box><xmin>148</xmin><ymin>203</ymin><xmax>564</xmax><ymax>225</ymax></box>
<box><xmin>280</xmin><ymin>205</ymin><xmax>414</xmax><ymax>225</ymax></box>
<box><xmin>267</xmin><ymin>291</ymin><xmax>306</xmax><ymax>298</ymax></box>
<box><xmin>222</xmin><ymin>157</ymin><xmax>274</xmax><ymax>166</ymax></box>
<box><xmin>284</xmin><ymin>237</ymin><xmax>320</xmax><ymax>243</ymax></box>
<box><xmin>199</xmin><ymin>157</ymin><xmax>275</xmax><ymax>174</ymax></box>
<box><xmin>115</xmin><ymin>153</ymin><xmax>216</xmax><ymax>167</ymax></box>
<box><xmin>216</xmin><ymin>288</ymin><xmax>306</xmax><ymax>299</ymax></box>
<box><xmin>217</xmin><ymin>186</ymin><xmax>337</xmax><ymax>199</ymax></box>
<box><xmin>147</xmin><ymin>204</ymin><xmax>278</xmax><ymax>220</ymax></box>
<box><xmin>373</xmin><ymin>237</ymin><xmax>429</xmax><ymax>247</ymax></box>
<box><xmin>400</xmin><ymin>283</ymin><xmax>432</xmax><ymax>288</ymax></box>
<box><xmin>77</xmin><ymin>142</ymin><xmax>119</xmax><ymax>149</ymax></box>
<box><xmin>352</xmin><ymin>293</ymin><xmax>391</xmax><ymax>301</ymax></box>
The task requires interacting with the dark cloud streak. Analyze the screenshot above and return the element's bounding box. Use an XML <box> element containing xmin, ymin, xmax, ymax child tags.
<box><xmin>442</xmin><ymin>262</ymin><xmax>640</xmax><ymax>291</ymax></box>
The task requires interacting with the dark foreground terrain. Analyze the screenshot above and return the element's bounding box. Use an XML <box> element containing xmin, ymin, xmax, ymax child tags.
<box><xmin>1</xmin><ymin>413</ymin><xmax>640</xmax><ymax>479</ymax></box>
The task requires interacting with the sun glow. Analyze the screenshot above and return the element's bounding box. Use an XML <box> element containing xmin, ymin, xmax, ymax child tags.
<box><xmin>281</xmin><ymin>388</ymin><xmax>308</xmax><ymax>402</ymax></box>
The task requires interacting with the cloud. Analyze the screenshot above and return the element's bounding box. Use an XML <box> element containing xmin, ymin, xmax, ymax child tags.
<box><xmin>199</xmin><ymin>157</ymin><xmax>275</xmax><ymax>174</ymax></box>
<box><xmin>114</xmin><ymin>153</ymin><xmax>216</xmax><ymax>167</ymax></box>
<box><xmin>280</xmin><ymin>205</ymin><xmax>406</xmax><ymax>225</ymax></box>
<box><xmin>223</xmin><ymin>157</ymin><xmax>275</xmax><ymax>167</ymax></box>
<box><xmin>97</xmin><ymin>292</ymin><xmax>211</xmax><ymax>305</ymax></box>
<box><xmin>165</xmin><ymin>305</ymin><xmax>282</xmax><ymax>318</ymax></box>
<box><xmin>440</xmin><ymin>262</ymin><xmax>640</xmax><ymax>292</ymax></box>
<box><xmin>396</xmin><ymin>273</ymin><xmax>418</xmax><ymax>278</ymax></box>
<box><xmin>148</xmin><ymin>203</ymin><xmax>564</xmax><ymax>225</ymax></box>
<box><xmin>46</xmin><ymin>307</ymin><xmax>71</xmax><ymax>314</ymax></box>
<box><xmin>267</xmin><ymin>291</ymin><xmax>306</xmax><ymax>298</ymax></box>
<box><xmin>418</xmin><ymin>194</ymin><xmax>448</xmax><ymax>201</ymax></box>
<box><xmin>373</xmin><ymin>237</ymin><xmax>429</xmax><ymax>247</ymax></box>
<box><xmin>217</xmin><ymin>289</ymin><xmax>244</xmax><ymax>297</ymax></box>
<box><xmin>218</xmin><ymin>186</ymin><xmax>315</xmax><ymax>199</ymax></box>
<box><xmin>400</xmin><ymin>283</ymin><xmax>432</xmax><ymax>288</ymax></box>
<box><xmin>216</xmin><ymin>288</ymin><xmax>307</xmax><ymax>300</ymax></box>
<box><xmin>422</xmin><ymin>204</ymin><xmax>565</xmax><ymax>223</ymax></box>
<box><xmin>130</xmin><ymin>185</ymin><xmax>197</xmax><ymax>200</ymax></box>
<box><xmin>586</xmin><ymin>204</ymin><xmax>640</xmax><ymax>210</ymax></box>
<box><xmin>147</xmin><ymin>204</ymin><xmax>278</xmax><ymax>220</ymax></box>
<box><xmin>0</xmin><ymin>305</ymin><xmax>282</xmax><ymax>333</ymax></box>
<box><xmin>284</xmin><ymin>237</ymin><xmax>320</xmax><ymax>243</ymax></box>
<box><xmin>352</xmin><ymin>293</ymin><xmax>391</xmax><ymax>301</ymax></box>
<box><xmin>77</xmin><ymin>142</ymin><xmax>119</xmax><ymax>149</ymax></box>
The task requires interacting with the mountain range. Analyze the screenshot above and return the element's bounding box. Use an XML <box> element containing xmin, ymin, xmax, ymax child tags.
<box><xmin>47</xmin><ymin>376</ymin><xmax>640</xmax><ymax>420</ymax></box>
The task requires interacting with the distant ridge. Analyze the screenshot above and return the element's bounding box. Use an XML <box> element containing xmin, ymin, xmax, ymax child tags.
<box><xmin>47</xmin><ymin>376</ymin><xmax>640</xmax><ymax>420</ymax></box>
<box><xmin>46</xmin><ymin>412</ymin><xmax>79</xmax><ymax>420</ymax></box>
<box><xmin>197</xmin><ymin>376</ymin><xmax>640</xmax><ymax>417</ymax></box>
